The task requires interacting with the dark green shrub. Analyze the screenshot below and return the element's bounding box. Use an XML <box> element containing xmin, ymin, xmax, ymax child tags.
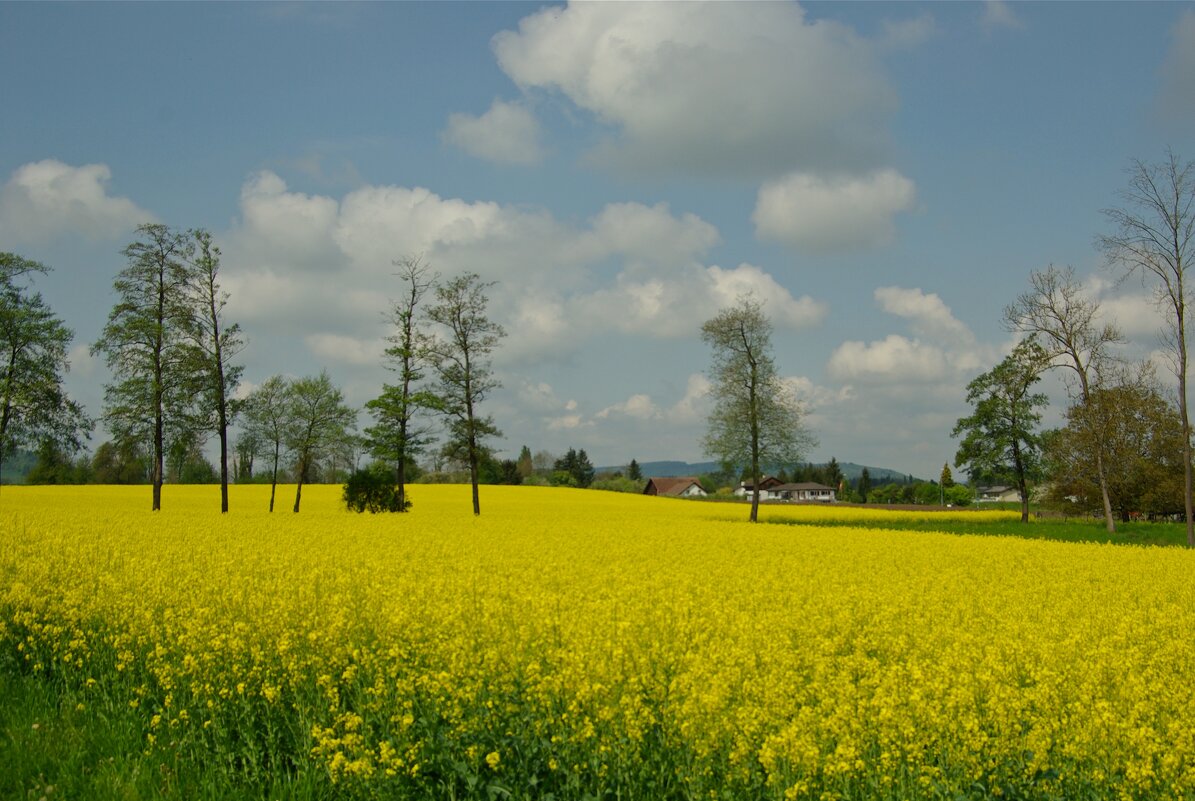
<box><xmin>343</xmin><ymin>465</ymin><xmax>411</xmax><ymax>513</ymax></box>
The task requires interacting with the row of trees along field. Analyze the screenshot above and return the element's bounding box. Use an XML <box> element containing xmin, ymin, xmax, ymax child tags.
<box><xmin>2</xmin><ymin>151</ymin><xmax>1191</xmax><ymax>533</ymax></box>
<box><xmin>0</xmin><ymin>234</ymin><xmax>508</xmax><ymax>514</ymax></box>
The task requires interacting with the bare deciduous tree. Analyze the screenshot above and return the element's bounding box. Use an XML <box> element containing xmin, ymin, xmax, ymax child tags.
<box><xmin>1099</xmin><ymin>150</ymin><xmax>1195</xmax><ymax>546</ymax></box>
<box><xmin>1004</xmin><ymin>264</ymin><xmax>1123</xmax><ymax>532</ymax></box>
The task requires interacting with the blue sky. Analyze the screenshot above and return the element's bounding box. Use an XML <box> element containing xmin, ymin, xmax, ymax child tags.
<box><xmin>2</xmin><ymin>1</ymin><xmax>1193</xmax><ymax>480</ymax></box>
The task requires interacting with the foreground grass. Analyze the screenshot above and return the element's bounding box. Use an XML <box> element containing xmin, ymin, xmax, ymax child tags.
<box><xmin>3</xmin><ymin>485</ymin><xmax>1194</xmax><ymax>800</ymax></box>
<box><xmin>0</xmin><ymin>670</ymin><xmax>329</xmax><ymax>801</ymax></box>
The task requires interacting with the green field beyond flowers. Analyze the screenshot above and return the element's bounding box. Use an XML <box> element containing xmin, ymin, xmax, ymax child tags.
<box><xmin>1</xmin><ymin>485</ymin><xmax>1193</xmax><ymax>801</ymax></box>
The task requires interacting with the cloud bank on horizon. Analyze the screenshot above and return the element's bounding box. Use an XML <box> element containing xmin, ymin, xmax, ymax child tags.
<box><xmin>1</xmin><ymin>0</ymin><xmax>1191</xmax><ymax>480</ymax></box>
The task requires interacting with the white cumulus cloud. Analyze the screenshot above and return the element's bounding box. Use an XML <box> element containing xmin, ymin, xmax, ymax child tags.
<box><xmin>753</xmin><ymin>169</ymin><xmax>916</xmax><ymax>251</ymax></box>
<box><xmin>219</xmin><ymin>172</ymin><xmax>827</xmax><ymax>372</ymax></box>
<box><xmin>491</xmin><ymin>1</ymin><xmax>894</xmax><ymax>177</ymax></box>
<box><xmin>0</xmin><ymin>159</ymin><xmax>152</xmax><ymax>244</ymax></box>
<box><xmin>596</xmin><ymin>393</ymin><xmax>659</xmax><ymax>421</ymax></box>
<box><xmin>444</xmin><ymin>98</ymin><xmax>545</xmax><ymax>165</ymax></box>
<box><xmin>828</xmin><ymin>335</ymin><xmax>947</xmax><ymax>383</ymax></box>
<box><xmin>874</xmin><ymin>286</ymin><xmax>973</xmax><ymax>342</ymax></box>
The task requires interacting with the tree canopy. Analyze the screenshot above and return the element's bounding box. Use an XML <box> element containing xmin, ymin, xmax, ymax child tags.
<box><xmin>702</xmin><ymin>296</ymin><xmax>814</xmax><ymax>522</ymax></box>
<box><xmin>952</xmin><ymin>338</ymin><xmax>1051</xmax><ymax>523</ymax></box>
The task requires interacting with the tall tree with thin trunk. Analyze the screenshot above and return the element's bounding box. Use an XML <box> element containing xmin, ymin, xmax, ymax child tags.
<box><xmin>242</xmin><ymin>375</ymin><xmax>291</xmax><ymax>512</ymax></box>
<box><xmin>426</xmin><ymin>273</ymin><xmax>505</xmax><ymax>516</ymax></box>
<box><xmin>1004</xmin><ymin>264</ymin><xmax>1123</xmax><ymax>532</ymax></box>
<box><xmin>952</xmin><ymin>338</ymin><xmax>1051</xmax><ymax>523</ymax></box>
<box><xmin>181</xmin><ymin>229</ymin><xmax>244</xmax><ymax>512</ymax></box>
<box><xmin>93</xmin><ymin>223</ymin><xmax>195</xmax><ymax>511</ymax></box>
<box><xmin>0</xmin><ymin>253</ymin><xmax>91</xmax><ymax>484</ymax></box>
<box><xmin>1099</xmin><ymin>150</ymin><xmax>1195</xmax><ymax>547</ymax></box>
<box><xmin>701</xmin><ymin>296</ymin><xmax>815</xmax><ymax>523</ymax></box>
<box><xmin>286</xmin><ymin>371</ymin><xmax>356</xmax><ymax>513</ymax></box>
<box><xmin>365</xmin><ymin>255</ymin><xmax>439</xmax><ymax>512</ymax></box>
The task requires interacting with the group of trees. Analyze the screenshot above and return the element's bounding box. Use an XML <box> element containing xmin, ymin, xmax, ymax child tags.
<box><xmin>355</xmin><ymin>258</ymin><xmax>506</xmax><ymax>515</ymax></box>
<box><xmin>952</xmin><ymin>150</ymin><xmax>1194</xmax><ymax>539</ymax></box>
<box><xmin>7</xmin><ymin>151</ymin><xmax>1191</xmax><ymax>535</ymax></box>
<box><xmin>4</xmin><ymin>232</ymin><xmax>509</xmax><ymax>516</ymax></box>
<box><xmin>90</xmin><ymin>224</ymin><xmax>243</xmax><ymax>511</ymax></box>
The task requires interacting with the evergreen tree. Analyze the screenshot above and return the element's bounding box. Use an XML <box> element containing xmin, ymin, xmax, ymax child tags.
<box><xmin>516</xmin><ymin>445</ymin><xmax>533</xmax><ymax>479</ymax></box>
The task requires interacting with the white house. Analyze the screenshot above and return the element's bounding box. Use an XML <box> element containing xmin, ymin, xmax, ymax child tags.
<box><xmin>733</xmin><ymin>476</ymin><xmax>784</xmax><ymax>501</ymax></box>
<box><xmin>772</xmin><ymin>482</ymin><xmax>836</xmax><ymax>502</ymax></box>
<box><xmin>976</xmin><ymin>486</ymin><xmax>1020</xmax><ymax>503</ymax></box>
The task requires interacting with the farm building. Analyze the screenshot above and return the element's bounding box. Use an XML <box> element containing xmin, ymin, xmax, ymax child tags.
<box><xmin>643</xmin><ymin>477</ymin><xmax>708</xmax><ymax>498</ymax></box>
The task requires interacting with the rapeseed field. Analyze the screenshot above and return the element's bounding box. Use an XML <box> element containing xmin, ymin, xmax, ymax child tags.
<box><xmin>1</xmin><ymin>485</ymin><xmax>1192</xmax><ymax>800</ymax></box>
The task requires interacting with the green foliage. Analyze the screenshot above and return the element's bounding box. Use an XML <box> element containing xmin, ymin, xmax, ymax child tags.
<box><xmin>554</xmin><ymin>447</ymin><xmax>595</xmax><ymax>488</ymax></box>
<box><xmin>93</xmin><ymin>225</ymin><xmax>199</xmax><ymax>509</ymax></box>
<box><xmin>90</xmin><ymin>440</ymin><xmax>150</xmax><ymax>484</ymax></box>
<box><xmin>365</xmin><ymin>256</ymin><xmax>440</xmax><ymax>513</ymax></box>
<box><xmin>626</xmin><ymin>458</ymin><xmax>642</xmax><ymax>481</ymax></box>
<box><xmin>180</xmin><ymin>230</ymin><xmax>244</xmax><ymax>511</ymax></box>
<box><xmin>515</xmin><ymin>445</ymin><xmax>533</xmax><ymax>479</ymax></box>
<box><xmin>0</xmin><ymin>252</ymin><xmax>92</xmax><ymax>474</ymax></box>
<box><xmin>286</xmin><ymin>371</ymin><xmax>358</xmax><ymax>512</ymax></box>
<box><xmin>343</xmin><ymin>464</ymin><xmax>411</xmax><ymax>513</ymax></box>
<box><xmin>1044</xmin><ymin>381</ymin><xmax>1186</xmax><ymax>519</ymax></box>
<box><xmin>479</xmin><ymin>454</ymin><xmax>522</xmax><ymax>485</ymax></box>
<box><xmin>241</xmin><ymin>375</ymin><xmax>292</xmax><ymax>509</ymax></box>
<box><xmin>945</xmin><ymin>484</ymin><xmax>974</xmax><ymax>506</ymax></box>
<box><xmin>702</xmin><ymin>296</ymin><xmax>815</xmax><ymax>522</ymax></box>
<box><xmin>590</xmin><ymin>475</ymin><xmax>645</xmax><ymax>493</ymax></box>
<box><xmin>953</xmin><ymin>338</ymin><xmax>1051</xmax><ymax>521</ymax></box>
<box><xmin>426</xmin><ymin>272</ymin><xmax>505</xmax><ymax>515</ymax></box>
<box><xmin>24</xmin><ymin>440</ymin><xmax>91</xmax><ymax>484</ymax></box>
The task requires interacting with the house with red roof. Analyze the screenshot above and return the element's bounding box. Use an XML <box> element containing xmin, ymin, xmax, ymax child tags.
<box><xmin>643</xmin><ymin>476</ymin><xmax>708</xmax><ymax>498</ymax></box>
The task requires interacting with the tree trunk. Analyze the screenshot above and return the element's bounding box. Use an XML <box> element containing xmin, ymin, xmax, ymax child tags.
<box><xmin>292</xmin><ymin>451</ymin><xmax>307</xmax><ymax>513</ymax></box>
<box><xmin>269</xmin><ymin>444</ymin><xmax>279</xmax><ymax>513</ymax></box>
<box><xmin>152</xmin><ymin>404</ymin><xmax>163</xmax><ymax>512</ymax></box>
<box><xmin>468</xmin><ymin>426</ymin><xmax>480</xmax><ymax>516</ymax></box>
<box><xmin>1095</xmin><ymin>451</ymin><xmax>1115</xmax><ymax>534</ymax></box>
<box><xmin>215</xmin><ymin>335</ymin><xmax>229</xmax><ymax>513</ymax></box>
<box><xmin>397</xmin><ymin>455</ymin><xmax>407</xmax><ymax>513</ymax></box>
<box><xmin>218</xmin><ymin>400</ymin><xmax>229</xmax><ymax>513</ymax></box>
